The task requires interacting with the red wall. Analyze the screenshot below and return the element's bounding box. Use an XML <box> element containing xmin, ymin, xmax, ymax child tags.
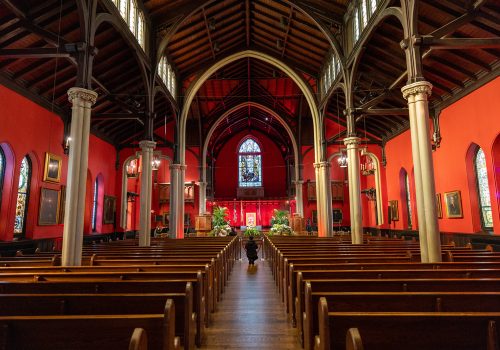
<box><xmin>0</xmin><ymin>85</ymin><xmax>118</xmax><ymax>241</ymax></box>
<box><xmin>383</xmin><ymin>78</ymin><xmax>500</xmax><ymax>234</ymax></box>
<box><xmin>214</xmin><ymin>130</ymin><xmax>286</xmax><ymax>199</ymax></box>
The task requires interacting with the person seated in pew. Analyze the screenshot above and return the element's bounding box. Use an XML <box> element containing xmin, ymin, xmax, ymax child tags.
<box><xmin>244</xmin><ymin>236</ymin><xmax>259</xmax><ymax>266</ymax></box>
<box><xmin>229</xmin><ymin>227</ymin><xmax>237</xmax><ymax>236</ymax></box>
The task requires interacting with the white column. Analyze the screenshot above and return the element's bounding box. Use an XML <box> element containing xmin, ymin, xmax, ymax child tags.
<box><xmin>294</xmin><ymin>180</ymin><xmax>304</xmax><ymax>217</ymax></box>
<box><xmin>402</xmin><ymin>81</ymin><xmax>441</xmax><ymax>262</ymax></box>
<box><xmin>314</xmin><ymin>163</ymin><xmax>324</xmax><ymax>236</ymax></box>
<box><xmin>62</xmin><ymin>87</ymin><xmax>97</xmax><ymax>266</ymax></box>
<box><xmin>344</xmin><ymin>137</ymin><xmax>363</xmax><ymax>244</ymax></box>
<box><xmin>198</xmin><ymin>181</ymin><xmax>207</xmax><ymax>215</ymax></box>
<box><xmin>169</xmin><ymin>164</ymin><xmax>180</xmax><ymax>238</ymax></box>
<box><xmin>177</xmin><ymin>165</ymin><xmax>186</xmax><ymax>238</ymax></box>
<box><xmin>138</xmin><ymin>140</ymin><xmax>156</xmax><ymax>246</ymax></box>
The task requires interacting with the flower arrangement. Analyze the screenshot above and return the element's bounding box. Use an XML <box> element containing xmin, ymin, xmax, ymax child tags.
<box><xmin>269</xmin><ymin>223</ymin><xmax>293</xmax><ymax>236</ymax></box>
<box><xmin>210</xmin><ymin>206</ymin><xmax>231</xmax><ymax>237</ymax></box>
<box><xmin>244</xmin><ymin>226</ymin><xmax>260</xmax><ymax>237</ymax></box>
<box><xmin>270</xmin><ymin>209</ymin><xmax>293</xmax><ymax>235</ymax></box>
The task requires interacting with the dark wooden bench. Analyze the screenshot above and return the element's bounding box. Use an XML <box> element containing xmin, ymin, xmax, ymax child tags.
<box><xmin>304</xmin><ymin>288</ymin><xmax>500</xmax><ymax>350</ymax></box>
<box><xmin>315</xmin><ymin>297</ymin><xmax>500</xmax><ymax>350</ymax></box>
<box><xmin>0</xmin><ymin>299</ymin><xmax>178</xmax><ymax>350</ymax></box>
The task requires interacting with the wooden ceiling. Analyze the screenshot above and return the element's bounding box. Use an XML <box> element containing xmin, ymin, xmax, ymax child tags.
<box><xmin>0</xmin><ymin>0</ymin><xmax>498</xmax><ymax>152</ymax></box>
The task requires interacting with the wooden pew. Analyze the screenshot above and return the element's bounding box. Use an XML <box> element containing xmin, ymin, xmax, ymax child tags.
<box><xmin>304</xmin><ymin>287</ymin><xmax>500</xmax><ymax>350</ymax></box>
<box><xmin>297</xmin><ymin>277</ymin><xmax>500</xmax><ymax>349</ymax></box>
<box><xmin>0</xmin><ymin>299</ymin><xmax>178</xmax><ymax>350</ymax></box>
<box><xmin>0</xmin><ymin>278</ymin><xmax>203</xmax><ymax>348</ymax></box>
<box><xmin>0</xmin><ymin>288</ymin><xmax>194</xmax><ymax>349</ymax></box>
<box><xmin>315</xmin><ymin>298</ymin><xmax>500</xmax><ymax>350</ymax></box>
<box><xmin>129</xmin><ymin>328</ymin><xmax>149</xmax><ymax>350</ymax></box>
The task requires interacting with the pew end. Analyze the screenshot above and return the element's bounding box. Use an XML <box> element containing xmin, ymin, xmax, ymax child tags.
<box><xmin>129</xmin><ymin>328</ymin><xmax>147</xmax><ymax>350</ymax></box>
<box><xmin>346</xmin><ymin>328</ymin><xmax>364</xmax><ymax>350</ymax></box>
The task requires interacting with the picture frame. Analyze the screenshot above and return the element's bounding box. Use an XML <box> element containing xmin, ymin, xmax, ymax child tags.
<box><xmin>39</xmin><ymin>188</ymin><xmax>60</xmax><ymax>225</ymax></box>
<box><xmin>43</xmin><ymin>152</ymin><xmax>62</xmax><ymax>183</ymax></box>
<box><xmin>126</xmin><ymin>158</ymin><xmax>139</xmax><ymax>178</ymax></box>
<box><xmin>163</xmin><ymin>212</ymin><xmax>170</xmax><ymax>228</ymax></box>
<box><xmin>444</xmin><ymin>190</ymin><xmax>463</xmax><ymax>218</ymax></box>
<box><xmin>307</xmin><ymin>181</ymin><xmax>316</xmax><ymax>200</ymax></box>
<box><xmin>389</xmin><ymin>200</ymin><xmax>399</xmax><ymax>221</ymax></box>
<box><xmin>311</xmin><ymin>209</ymin><xmax>318</xmax><ymax>225</ymax></box>
<box><xmin>333</xmin><ymin>208</ymin><xmax>343</xmax><ymax>223</ymax></box>
<box><xmin>436</xmin><ymin>193</ymin><xmax>443</xmax><ymax>219</ymax></box>
<box><xmin>57</xmin><ymin>185</ymin><xmax>66</xmax><ymax>224</ymax></box>
<box><xmin>159</xmin><ymin>183</ymin><xmax>170</xmax><ymax>204</ymax></box>
<box><xmin>103</xmin><ymin>195</ymin><xmax>116</xmax><ymax>224</ymax></box>
<box><xmin>184</xmin><ymin>182</ymin><xmax>195</xmax><ymax>203</ymax></box>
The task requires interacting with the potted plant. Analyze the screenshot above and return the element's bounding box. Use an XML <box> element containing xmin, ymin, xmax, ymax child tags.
<box><xmin>244</xmin><ymin>226</ymin><xmax>260</xmax><ymax>237</ymax></box>
<box><xmin>210</xmin><ymin>206</ymin><xmax>231</xmax><ymax>237</ymax></box>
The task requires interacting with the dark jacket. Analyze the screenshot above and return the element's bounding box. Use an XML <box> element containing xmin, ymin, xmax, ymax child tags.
<box><xmin>245</xmin><ymin>239</ymin><xmax>258</xmax><ymax>259</ymax></box>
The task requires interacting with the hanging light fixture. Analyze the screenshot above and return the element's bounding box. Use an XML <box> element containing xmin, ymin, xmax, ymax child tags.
<box><xmin>338</xmin><ymin>149</ymin><xmax>348</xmax><ymax>168</ymax></box>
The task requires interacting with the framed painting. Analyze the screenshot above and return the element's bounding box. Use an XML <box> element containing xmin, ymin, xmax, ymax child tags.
<box><xmin>436</xmin><ymin>193</ymin><xmax>443</xmax><ymax>219</ymax></box>
<box><xmin>444</xmin><ymin>190</ymin><xmax>463</xmax><ymax>218</ymax></box>
<box><xmin>57</xmin><ymin>185</ymin><xmax>66</xmax><ymax>224</ymax></box>
<box><xmin>39</xmin><ymin>188</ymin><xmax>60</xmax><ymax>225</ymax></box>
<box><xmin>184</xmin><ymin>182</ymin><xmax>195</xmax><ymax>203</ymax></box>
<box><xmin>163</xmin><ymin>212</ymin><xmax>170</xmax><ymax>228</ymax></box>
<box><xmin>103</xmin><ymin>195</ymin><xmax>116</xmax><ymax>224</ymax></box>
<box><xmin>333</xmin><ymin>208</ymin><xmax>343</xmax><ymax>223</ymax></box>
<box><xmin>389</xmin><ymin>200</ymin><xmax>399</xmax><ymax>221</ymax></box>
<box><xmin>43</xmin><ymin>152</ymin><xmax>62</xmax><ymax>183</ymax></box>
<box><xmin>246</xmin><ymin>212</ymin><xmax>256</xmax><ymax>227</ymax></box>
<box><xmin>159</xmin><ymin>183</ymin><xmax>170</xmax><ymax>204</ymax></box>
<box><xmin>311</xmin><ymin>209</ymin><xmax>318</xmax><ymax>225</ymax></box>
<box><xmin>307</xmin><ymin>181</ymin><xmax>316</xmax><ymax>200</ymax></box>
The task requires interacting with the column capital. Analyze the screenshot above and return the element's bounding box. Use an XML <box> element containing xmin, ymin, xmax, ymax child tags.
<box><xmin>313</xmin><ymin>161</ymin><xmax>330</xmax><ymax>169</ymax></box>
<box><xmin>170</xmin><ymin>163</ymin><xmax>186</xmax><ymax>171</ymax></box>
<box><xmin>401</xmin><ymin>81</ymin><xmax>433</xmax><ymax>100</ymax></box>
<box><xmin>343</xmin><ymin>136</ymin><xmax>361</xmax><ymax>147</ymax></box>
<box><xmin>67</xmin><ymin>87</ymin><xmax>97</xmax><ymax>105</ymax></box>
<box><xmin>293</xmin><ymin>180</ymin><xmax>304</xmax><ymax>185</ymax></box>
<box><xmin>197</xmin><ymin>181</ymin><xmax>207</xmax><ymax>186</ymax></box>
<box><xmin>139</xmin><ymin>140</ymin><xmax>156</xmax><ymax>150</ymax></box>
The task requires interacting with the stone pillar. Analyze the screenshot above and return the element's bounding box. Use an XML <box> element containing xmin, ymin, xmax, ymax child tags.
<box><xmin>294</xmin><ymin>180</ymin><xmax>304</xmax><ymax>217</ymax></box>
<box><xmin>402</xmin><ymin>81</ymin><xmax>441</xmax><ymax>262</ymax></box>
<box><xmin>314</xmin><ymin>162</ymin><xmax>333</xmax><ymax>237</ymax></box>
<box><xmin>344</xmin><ymin>137</ymin><xmax>363</xmax><ymax>244</ymax></box>
<box><xmin>198</xmin><ymin>181</ymin><xmax>207</xmax><ymax>215</ymax></box>
<box><xmin>62</xmin><ymin>87</ymin><xmax>97</xmax><ymax>266</ymax></box>
<box><xmin>138</xmin><ymin>140</ymin><xmax>156</xmax><ymax>246</ymax></box>
<box><xmin>169</xmin><ymin>164</ymin><xmax>181</xmax><ymax>238</ymax></box>
<box><xmin>177</xmin><ymin>165</ymin><xmax>186</xmax><ymax>238</ymax></box>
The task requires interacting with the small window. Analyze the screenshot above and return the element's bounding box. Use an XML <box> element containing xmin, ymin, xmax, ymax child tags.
<box><xmin>361</xmin><ymin>0</ymin><xmax>368</xmax><ymax>29</ymax></box>
<box><xmin>14</xmin><ymin>156</ymin><xmax>31</xmax><ymax>237</ymax></box>
<box><xmin>129</xmin><ymin>0</ymin><xmax>137</xmax><ymax>36</ymax></box>
<box><xmin>238</xmin><ymin>138</ymin><xmax>262</xmax><ymax>188</ymax></box>
<box><xmin>474</xmin><ymin>148</ymin><xmax>493</xmax><ymax>230</ymax></box>
<box><xmin>92</xmin><ymin>178</ymin><xmax>98</xmax><ymax>231</ymax></box>
<box><xmin>353</xmin><ymin>8</ymin><xmax>360</xmax><ymax>42</ymax></box>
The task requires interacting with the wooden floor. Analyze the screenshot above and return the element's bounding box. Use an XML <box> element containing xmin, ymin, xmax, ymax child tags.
<box><xmin>201</xmin><ymin>256</ymin><xmax>301</xmax><ymax>349</ymax></box>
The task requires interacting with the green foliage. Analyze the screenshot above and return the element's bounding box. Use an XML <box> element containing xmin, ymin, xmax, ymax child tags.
<box><xmin>244</xmin><ymin>226</ymin><xmax>260</xmax><ymax>236</ymax></box>
<box><xmin>270</xmin><ymin>209</ymin><xmax>289</xmax><ymax>226</ymax></box>
<box><xmin>212</xmin><ymin>206</ymin><xmax>229</xmax><ymax>227</ymax></box>
<box><xmin>269</xmin><ymin>223</ymin><xmax>293</xmax><ymax>236</ymax></box>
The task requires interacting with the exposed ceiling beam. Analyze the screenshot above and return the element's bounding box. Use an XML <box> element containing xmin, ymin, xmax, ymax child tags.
<box><xmin>245</xmin><ymin>0</ymin><xmax>250</xmax><ymax>47</ymax></box>
<box><xmin>419</xmin><ymin>36</ymin><xmax>500</xmax><ymax>50</ymax></box>
<box><xmin>0</xmin><ymin>48</ymin><xmax>70</xmax><ymax>58</ymax></box>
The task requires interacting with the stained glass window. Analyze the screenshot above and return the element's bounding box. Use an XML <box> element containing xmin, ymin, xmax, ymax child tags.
<box><xmin>92</xmin><ymin>178</ymin><xmax>98</xmax><ymax>231</ymax></box>
<box><xmin>14</xmin><ymin>156</ymin><xmax>31</xmax><ymax>236</ymax></box>
<box><xmin>475</xmin><ymin>148</ymin><xmax>493</xmax><ymax>229</ymax></box>
<box><xmin>129</xmin><ymin>0</ymin><xmax>137</xmax><ymax>36</ymax></box>
<box><xmin>353</xmin><ymin>8</ymin><xmax>360</xmax><ymax>42</ymax></box>
<box><xmin>369</xmin><ymin>0</ymin><xmax>377</xmax><ymax>15</ymax></box>
<box><xmin>238</xmin><ymin>138</ymin><xmax>262</xmax><ymax>187</ymax></box>
<box><xmin>361</xmin><ymin>0</ymin><xmax>368</xmax><ymax>29</ymax></box>
<box><xmin>405</xmin><ymin>173</ymin><xmax>412</xmax><ymax>229</ymax></box>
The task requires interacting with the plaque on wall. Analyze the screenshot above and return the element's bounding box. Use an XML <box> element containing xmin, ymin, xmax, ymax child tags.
<box><xmin>237</xmin><ymin>186</ymin><xmax>264</xmax><ymax>198</ymax></box>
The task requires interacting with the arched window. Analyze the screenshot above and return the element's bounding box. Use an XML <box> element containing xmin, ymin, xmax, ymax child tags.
<box><xmin>405</xmin><ymin>173</ymin><xmax>412</xmax><ymax>229</ymax></box>
<box><xmin>92</xmin><ymin>178</ymin><xmax>98</xmax><ymax>231</ymax></box>
<box><xmin>0</xmin><ymin>148</ymin><xmax>5</xmax><ymax>210</ymax></box>
<box><xmin>474</xmin><ymin>148</ymin><xmax>493</xmax><ymax>230</ymax></box>
<box><xmin>14</xmin><ymin>156</ymin><xmax>31</xmax><ymax>236</ymax></box>
<box><xmin>238</xmin><ymin>138</ymin><xmax>262</xmax><ymax>187</ymax></box>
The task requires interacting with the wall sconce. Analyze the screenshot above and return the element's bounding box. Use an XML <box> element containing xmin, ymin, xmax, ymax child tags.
<box><xmin>126</xmin><ymin>158</ymin><xmax>138</xmax><ymax>178</ymax></box>
<box><xmin>63</xmin><ymin>137</ymin><xmax>71</xmax><ymax>155</ymax></box>
<box><xmin>151</xmin><ymin>156</ymin><xmax>161</xmax><ymax>171</ymax></box>
<box><xmin>338</xmin><ymin>149</ymin><xmax>348</xmax><ymax>168</ymax></box>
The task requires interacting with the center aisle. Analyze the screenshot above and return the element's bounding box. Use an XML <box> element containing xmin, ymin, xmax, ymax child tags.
<box><xmin>202</xmin><ymin>254</ymin><xmax>301</xmax><ymax>349</ymax></box>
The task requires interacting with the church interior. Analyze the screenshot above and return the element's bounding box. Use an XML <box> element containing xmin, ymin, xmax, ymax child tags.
<box><xmin>0</xmin><ymin>0</ymin><xmax>499</xmax><ymax>349</ymax></box>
